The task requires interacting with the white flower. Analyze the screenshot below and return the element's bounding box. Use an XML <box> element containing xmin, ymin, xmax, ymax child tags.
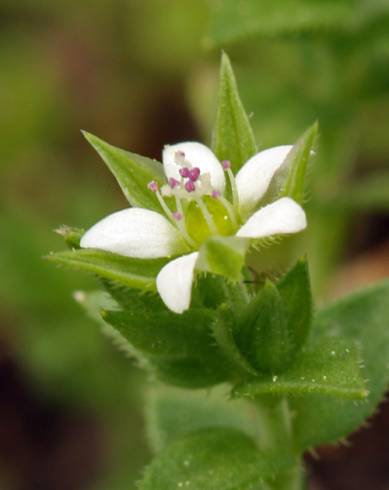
<box><xmin>80</xmin><ymin>142</ymin><xmax>307</xmax><ymax>314</ymax></box>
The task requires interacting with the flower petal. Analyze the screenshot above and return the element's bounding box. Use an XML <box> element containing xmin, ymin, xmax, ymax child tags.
<box><xmin>163</xmin><ymin>142</ymin><xmax>226</xmax><ymax>192</ymax></box>
<box><xmin>156</xmin><ymin>252</ymin><xmax>199</xmax><ymax>314</ymax></box>
<box><xmin>235</xmin><ymin>145</ymin><xmax>292</xmax><ymax>215</ymax></box>
<box><xmin>80</xmin><ymin>208</ymin><xmax>187</xmax><ymax>259</ymax></box>
<box><xmin>236</xmin><ymin>197</ymin><xmax>307</xmax><ymax>239</ymax></box>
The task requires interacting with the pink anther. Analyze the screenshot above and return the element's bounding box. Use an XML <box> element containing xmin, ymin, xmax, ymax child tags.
<box><xmin>222</xmin><ymin>160</ymin><xmax>231</xmax><ymax>170</ymax></box>
<box><xmin>189</xmin><ymin>167</ymin><xmax>201</xmax><ymax>182</ymax></box>
<box><xmin>168</xmin><ymin>177</ymin><xmax>179</xmax><ymax>188</ymax></box>
<box><xmin>172</xmin><ymin>211</ymin><xmax>183</xmax><ymax>221</ymax></box>
<box><xmin>211</xmin><ymin>190</ymin><xmax>221</xmax><ymax>199</ymax></box>
<box><xmin>184</xmin><ymin>181</ymin><xmax>196</xmax><ymax>192</ymax></box>
<box><xmin>179</xmin><ymin>167</ymin><xmax>190</xmax><ymax>178</ymax></box>
<box><xmin>148</xmin><ymin>180</ymin><xmax>158</xmax><ymax>192</ymax></box>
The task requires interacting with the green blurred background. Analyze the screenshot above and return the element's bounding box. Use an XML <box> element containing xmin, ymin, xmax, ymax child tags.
<box><xmin>1</xmin><ymin>1</ymin><xmax>389</xmax><ymax>489</ymax></box>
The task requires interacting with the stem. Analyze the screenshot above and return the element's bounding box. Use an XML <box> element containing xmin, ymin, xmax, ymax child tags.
<box><xmin>255</xmin><ymin>397</ymin><xmax>305</xmax><ymax>490</ymax></box>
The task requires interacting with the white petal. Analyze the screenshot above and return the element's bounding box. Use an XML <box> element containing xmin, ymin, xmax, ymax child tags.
<box><xmin>80</xmin><ymin>208</ymin><xmax>187</xmax><ymax>259</ymax></box>
<box><xmin>163</xmin><ymin>141</ymin><xmax>225</xmax><ymax>192</ymax></box>
<box><xmin>156</xmin><ymin>252</ymin><xmax>199</xmax><ymax>314</ymax></box>
<box><xmin>235</xmin><ymin>145</ymin><xmax>292</xmax><ymax>215</ymax></box>
<box><xmin>236</xmin><ymin>197</ymin><xmax>307</xmax><ymax>239</ymax></box>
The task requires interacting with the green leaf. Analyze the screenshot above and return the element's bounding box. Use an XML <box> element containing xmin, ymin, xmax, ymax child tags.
<box><xmin>145</xmin><ymin>384</ymin><xmax>260</xmax><ymax>453</ymax></box>
<box><xmin>46</xmin><ymin>249</ymin><xmax>167</xmax><ymax>291</ymax></box>
<box><xmin>211</xmin><ymin>52</ymin><xmax>257</xmax><ymax>173</ymax></box>
<box><xmin>290</xmin><ymin>280</ymin><xmax>389</xmax><ymax>450</ymax></box>
<box><xmin>139</xmin><ymin>428</ymin><xmax>292</xmax><ymax>490</ymax></box>
<box><xmin>55</xmin><ymin>225</ymin><xmax>84</xmax><ymax>249</ymax></box>
<box><xmin>239</xmin><ymin>280</ymin><xmax>290</xmax><ymax>373</ymax></box>
<box><xmin>279</xmin><ymin>122</ymin><xmax>318</xmax><ymax>204</ymax></box>
<box><xmin>197</xmin><ymin>235</ymin><xmax>248</xmax><ymax>281</ymax></box>
<box><xmin>277</xmin><ymin>258</ymin><xmax>312</xmax><ymax>355</ymax></box>
<box><xmin>234</xmin><ymin>339</ymin><xmax>367</xmax><ymax>400</ymax></box>
<box><xmin>82</xmin><ymin>131</ymin><xmax>165</xmax><ymax>212</ymax></box>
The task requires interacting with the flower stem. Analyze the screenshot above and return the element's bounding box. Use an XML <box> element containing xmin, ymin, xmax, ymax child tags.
<box><xmin>254</xmin><ymin>397</ymin><xmax>305</xmax><ymax>490</ymax></box>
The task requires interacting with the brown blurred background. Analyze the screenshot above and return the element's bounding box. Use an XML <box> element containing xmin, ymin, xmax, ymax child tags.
<box><xmin>1</xmin><ymin>1</ymin><xmax>389</xmax><ymax>488</ymax></box>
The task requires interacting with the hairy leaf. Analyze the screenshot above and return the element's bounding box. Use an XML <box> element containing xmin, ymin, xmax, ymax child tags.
<box><xmin>145</xmin><ymin>384</ymin><xmax>260</xmax><ymax>453</ymax></box>
<box><xmin>212</xmin><ymin>52</ymin><xmax>256</xmax><ymax>173</ymax></box>
<box><xmin>139</xmin><ymin>428</ymin><xmax>292</xmax><ymax>490</ymax></box>
<box><xmin>291</xmin><ymin>279</ymin><xmax>389</xmax><ymax>450</ymax></box>
<box><xmin>234</xmin><ymin>339</ymin><xmax>366</xmax><ymax>400</ymax></box>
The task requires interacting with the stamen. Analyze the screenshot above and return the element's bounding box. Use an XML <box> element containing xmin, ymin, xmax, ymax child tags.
<box><xmin>175</xmin><ymin>196</ymin><xmax>197</xmax><ymax>247</ymax></box>
<box><xmin>227</xmin><ymin>167</ymin><xmax>240</xmax><ymax>215</ymax></box>
<box><xmin>211</xmin><ymin>190</ymin><xmax>221</xmax><ymax>199</ymax></box>
<box><xmin>219</xmin><ymin>196</ymin><xmax>238</xmax><ymax>227</ymax></box>
<box><xmin>179</xmin><ymin>167</ymin><xmax>190</xmax><ymax>178</ymax></box>
<box><xmin>185</xmin><ymin>181</ymin><xmax>196</xmax><ymax>193</ymax></box>
<box><xmin>222</xmin><ymin>161</ymin><xmax>240</xmax><ymax>217</ymax></box>
<box><xmin>196</xmin><ymin>198</ymin><xmax>218</xmax><ymax>235</ymax></box>
<box><xmin>148</xmin><ymin>180</ymin><xmax>196</xmax><ymax>248</ymax></box>
<box><xmin>148</xmin><ymin>180</ymin><xmax>159</xmax><ymax>192</ymax></box>
<box><xmin>168</xmin><ymin>177</ymin><xmax>179</xmax><ymax>188</ymax></box>
<box><xmin>189</xmin><ymin>167</ymin><xmax>200</xmax><ymax>182</ymax></box>
<box><xmin>155</xmin><ymin>190</ymin><xmax>176</xmax><ymax>223</ymax></box>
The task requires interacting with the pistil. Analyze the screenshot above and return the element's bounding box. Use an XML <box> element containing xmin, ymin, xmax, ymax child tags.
<box><xmin>148</xmin><ymin>180</ymin><xmax>196</xmax><ymax>248</ymax></box>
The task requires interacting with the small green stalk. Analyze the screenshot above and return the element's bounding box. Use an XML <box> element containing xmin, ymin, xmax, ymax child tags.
<box><xmin>255</xmin><ymin>397</ymin><xmax>305</xmax><ymax>490</ymax></box>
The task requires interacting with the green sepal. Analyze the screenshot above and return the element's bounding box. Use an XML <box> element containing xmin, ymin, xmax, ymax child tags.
<box><xmin>102</xmin><ymin>307</ymin><xmax>232</xmax><ymax>388</ymax></box>
<box><xmin>279</xmin><ymin>122</ymin><xmax>318</xmax><ymax>204</ymax></box>
<box><xmin>277</xmin><ymin>258</ymin><xmax>312</xmax><ymax>356</ymax></box>
<box><xmin>212</xmin><ymin>52</ymin><xmax>257</xmax><ymax>173</ymax></box>
<box><xmin>46</xmin><ymin>249</ymin><xmax>167</xmax><ymax>291</ymax></box>
<box><xmin>102</xmin><ymin>308</ymin><xmax>215</xmax><ymax>359</ymax></box>
<box><xmin>233</xmin><ymin>339</ymin><xmax>367</xmax><ymax>400</ymax></box>
<box><xmin>197</xmin><ymin>235</ymin><xmax>248</xmax><ymax>281</ymax></box>
<box><xmin>212</xmin><ymin>305</ymin><xmax>259</xmax><ymax>377</ymax></box>
<box><xmin>151</xmin><ymin>357</ymin><xmax>231</xmax><ymax>389</ymax></box>
<box><xmin>55</xmin><ymin>225</ymin><xmax>84</xmax><ymax>249</ymax></box>
<box><xmin>139</xmin><ymin>428</ymin><xmax>293</xmax><ymax>490</ymax></box>
<box><xmin>239</xmin><ymin>280</ymin><xmax>290</xmax><ymax>373</ymax></box>
<box><xmin>102</xmin><ymin>279</ymin><xmax>165</xmax><ymax>313</ymax></box>
<box><xmin>290</xmin><ymin>279</ymin><xmax>389</xmax><ymax>450</ymax></box>
<box><xmin>82</xmin><ymin>131</ymin><xmax>165</xmax><ymax>212</ymax></box>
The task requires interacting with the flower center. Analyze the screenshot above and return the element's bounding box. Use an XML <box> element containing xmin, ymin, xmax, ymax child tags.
<box><xmin>148</xmin><ymin>152</ymin><xmax>240</xmax><ymax>247</ymax></box>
